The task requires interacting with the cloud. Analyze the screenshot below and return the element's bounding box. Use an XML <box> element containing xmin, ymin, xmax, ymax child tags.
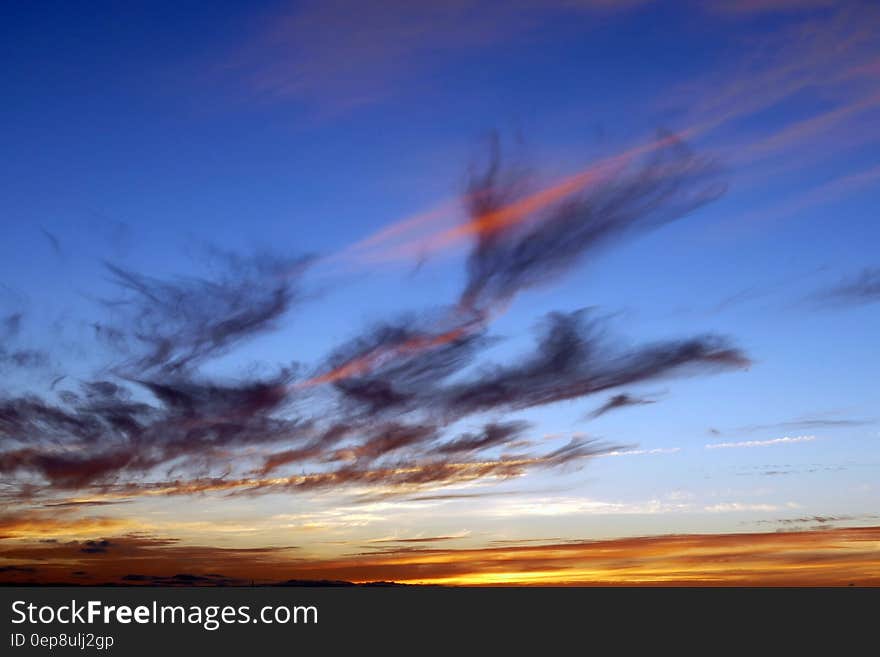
<box><xmin>599</xmin><ymin>447</ymin><xmax>680</xmax><ymax>457</ymax></box>
<box><xmin>0</xmin><ymin>533</ymin><xmax>298</xmax><ymax>585</ymax></box>
<box><xmin>0</xmin><ymin>510</ymin><xmax>133</xmax><ymax>540</ymax></box>
<box><xmin>811</xmin><ymin>268</ymin><xmax>880</xmax><ymax>308</ymax></box>
<box><xmin>707</xmin><ymin>0</ymin><xmax>840</xmax><ymax>16</ymax></box>
<box><xmin>588</xmin><ymin>393</ymin><xmax>656</xmax><ymax>419</ymax></box>
<box><xmin>0</xmin><ymin>565</ymin><xmax>37</xmax><ymax>575</ymax></box>
<box><xmin>83</xmin><ymin>436</ymin><xmax>620</xmax><ymax>500</ymax></box>
<box><xmin>80</xmin><ymin>539</ymin><xmax>112</xmax><ymax>554</ymax></box>
<box><xmin>0</xmin><ymin>252</ymin><xmax>316</xmax><ymax>493</ymax></box>
<box><xmin>0</xmin><ymin>312</ymin><xmax>50</xmax><ymax>371</ymax></box>
<box><xmin>227</xmin><ymin>0</ymin><xmax>648</xmax><ymax>112</ymax></box>
<box><xmin>753</xmin><ymin>514</ymin><xmax>879</xmax><ymax>526</ymax></box>
<box><xmin>485</xmin><ymin>495</ymin><xmax>691</xmax><ymax>518</ymax></box>
<box><xmin>703</xmin><ymin>503</ymin><xmax>781</xmax><ymax>512</ymax></box>
<box><xmin>3</xmin><ymin>525</ymin><xmax>879</xmax><ymax>585</ymax></box>
<box><xmin>458</xmin><ymin>132</ymin><xmax>724</xmax><ymax>311</ymax></box>
<box><xmin>443</xmin><ymin>309</ymin><xmax>747</xmax><ymax>416</ymax></box>
<box><xmin>732</xmin><ymin>417</ymin><xmax>874</xmax><ymax>433</ymax></box>
<box><xmin>368</xmin><ymin>532</ymin><xmax>469</xmax><ymax>544</ymax></box>
<box><xmin>42</xmin><ymin>499</ymin><xmax>131</xmax><ymax>508</ymax></box>
<box><xmin>0</xmin><ymin>371</ymin><xmax>308</xmax><ymax>489</ymax></box>
<box><xmin>673</xmin><ymin>3</ymin><xmax>880</xmax><ymax>132</ymax></box>
<box><xmin>103</xmin><ymin>250</ymin><xmax>312</xmax><ymax>374</ymax></box>
<box><xmin>2</xmin><ymin>313</ymin><xmax>22</xmax><ymax>339</ymax></box>
<box><xmin>434</xmin><ymin>422</ymin><xmax>528</xmax><ymax>456</ymax></box>
<box><xmin>0</xmin><ymin>133</ymin><xmax>746</xmax><ymax>507</ymax></box>
<box><xmin>0</xmin><ymin>347</ymin><xmax>50</xmax><ymax>370</ymax></box>
<box><xmin>312</xmin><ymin>310</ymin><xmax>490</xmax><ymax>415</ymax></box>
<box><xmin>706</xmin><ymin>435</ymin><xmax>816</xmax><ymax>449</ymax></box>
<box><xmin>40</xmin><ymin>227</ymin><xmax>63</xmax><ymax>258</ymax></box>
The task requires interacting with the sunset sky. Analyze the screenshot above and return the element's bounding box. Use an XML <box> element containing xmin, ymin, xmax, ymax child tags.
<box><xmin>1</xmin><ymin>0</ymin><xmax>878</xmax><ymax>585</ymax></box>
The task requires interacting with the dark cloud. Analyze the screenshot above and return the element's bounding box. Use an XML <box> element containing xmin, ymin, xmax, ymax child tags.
<box><xmin>2</xmin><ymin>313</ymin><xmax>22</xmax><ymax>339</ymax></box>
<box><xmin>588</xmin><ymin>393</ymin><xmax>656</xmax><ymax>419</ymax></box>
<box><xmin>325</xmin><ymin>423</ymin><xmax>437</xmax><ymax>463</ymax></box>
<box><xmin>434</xmin><ymin>421</ymin><xmax>528</xmax><ymax>455</ymax></box>
<box><xmin>0</xmin><ymin>348</ymin><xmax>50</xmax><ymax>370</ymax></box>
<box><xmin>72</xmin><ymin>433</ymin><xmax>619</xmax><ymax>501</ymax></box>
<box><xmin>459</xmin><ymin>132</ymin><xmax>725</xmax><ymax>310</ymax></box>
<box><xmin>42</xmin><ymin>500</ymin><xmax>130</xmax><ymax>508</ymax></box>
<box><xmin>0</xmin><ymin>313</ymin><xmax>49</xmax><ymax>371</ymax></box>
<box><xmin>753</xmin><ymin>514</ymin><xmax>879</xmax><ymax>526</ymax></box>
<box><xmin>40</xmin><ymin>227</ymin><xmax>63</xmax><ymax>258</ymax></box>
<box><xmin>0</xmin><ymin>565</ymin><xmax>37</xmax><ymax>574</ymax></box>
<box><xmin>401</xmin><ymin>490</ymin><xmax>535</xmax><ymax>503</ymax></box>
<box><xmin>0</xmin><ymin>533</ymin><xmax>300</xmax><ymax>585</ymax></box>
<box><xmin>370</xmin><ymin>535</ymin><xmax>466</xmax><ymax>544</ymax></box>
<box><xmin>811</xmin><ymin>267</ymin><xmax>880</xmax><ymax>308</ymax></box>
<box><xmin>257</xmin><ymin>423</ymin><xmax>354</xmax><ymax>475</ymax></box>
<box><xmin>0</xmin><ymin>369</ymin><xmax>307</xmax><ymax>488</ymax></box>
<box><xmin>442</xmin><ymin>310</ymin><xmax>748</xmax><ymax>416</ymax></box>
<box><xmin>0</xmin><ymin>134</ymin><xmax>747</xmax><ymax>503</ymax></box>
<box><xmin>103</xmin><ymin>250</ymin><xmax>312</xmax><ymax>374</ymax></box>
<box><xmin>322</xmin><ymin>310</ymin><xmax>489</xmax><ymax>416</ymax></box>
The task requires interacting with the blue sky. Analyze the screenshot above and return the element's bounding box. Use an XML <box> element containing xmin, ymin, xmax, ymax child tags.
<box><xmin>0</xmin><ymin>1</ymin><xmax>878</xmax><ymax>584</ymax></box>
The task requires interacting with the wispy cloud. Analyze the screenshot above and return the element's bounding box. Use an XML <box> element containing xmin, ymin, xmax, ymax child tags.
<box><xmin>587</xmin><ymin>393</ymin><xmax>657</xmax><ymax>419</ymax></box>
<box><xmin>0</xmin><ymin>132</ymin><xmax>749</xmax><ymax>507</ymax></box>
<box><xmin>706</xmin><ymin>435</ymin><xmax>816</xmax><ymax>449</ymax></box>
<box><xmin>732</xmin><ymin>417</ymin><xmax>874</xmax><ymax>433</ymax></box>
<box><xmin>226</xmin><ymin>0</ymin><xmax>648</xmax><ymax>113</ymax></box>
<box><xmin>703</xmin><ymin>502</ymin><xmax>782</xmax><ymax>512</ymax></box>
<box><xmin>811</xmin><ymin>267</ymin><xmax>880</xmax><ymax>308</ymax></box>
<box><xmin>599</xmin><ymin>447</ymin><xmax>680</xmax><ymax>457</ymax></box>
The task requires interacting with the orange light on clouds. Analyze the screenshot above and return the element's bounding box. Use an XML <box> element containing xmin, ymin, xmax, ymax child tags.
<box><xmin>345</xmin><ymin>130</ymin><xmax>695</xmax><ymax>267</ymax></box>
<box><xmin>2</xmin><ymin>525</ymin><xmax>878</xmax><ymax>586</ymax></box>
<box><xmin>296</xmin><ymin>323</ymin><xmax>473</xmax><ymax>388</ymax></box>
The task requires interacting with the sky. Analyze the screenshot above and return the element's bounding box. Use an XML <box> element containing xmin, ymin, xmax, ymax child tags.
<box><xmin>0</xmin><ymin>0</ymin><xmax>879</xmax><ymax>585</ymax></box>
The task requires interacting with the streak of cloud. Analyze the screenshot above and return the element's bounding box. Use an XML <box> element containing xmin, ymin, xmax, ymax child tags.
<box><xmin>811</xmin><ymin>267</ymin><xmax>880</xmax><ymax>308</ymax></box>
<box><xmin>229</xmin><ymin>0</ymin><xmax>649</xmax><ymax>112</ymax></box>
<box><xmin>588</xmin><ymin>393</ymin><xmax>657</xmax><ymax>419</ymax></box>
<box><xmin>706</xmin><ymin>435</ymin><xmax>816</xmax><ymax>449</ymax></box>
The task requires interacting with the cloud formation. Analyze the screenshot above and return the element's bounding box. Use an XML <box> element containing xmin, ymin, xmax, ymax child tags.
<box><xmin>458</xmin><ymin>133</ymin><xmax>724</xmax><ymax>311</ymax></box>
<box><xmin>0</xmin><ymin>134</ymin><xmax>747</xmax><ymax>510</ymax></box>
<box><xmin>812</xmin><ymin>268</ymin><xmax>880</xmax><ymax>308</ymax></box>
<box><xmin>2</xmin><ymin>526</ymin><xmax>878</xmax><ymax>586</ymax></box>
<box><xmin>706</xmin><ymin>435</ymin><xmax>816</xmax><ymax>449</ymax></box>
<box><xmin>588</xmin><ymin>393</ymin><xmax>657</xmax><ymax>419</ymax></box>
<box><xmin>229</xmin><ymin>0</ymin><xmax>649</xmax><ymax>112</ymax></box>
<box><xmin>102</xmin><ymin>251</ymin><xmax>312</xmax><ymax>374</ymax></box>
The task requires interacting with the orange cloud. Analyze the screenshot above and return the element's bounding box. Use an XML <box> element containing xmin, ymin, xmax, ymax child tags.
<box><xmin>298</xmin><ymin>323</ymin><xmax>474</xmax><ymax>388</ymax></box>
<box><xmin>340</xmin><ymin>130</ymin><xmax>695</xmax><ymax>269</ymax></box>
<box><xmin>299</xmin><ymin>526</ymin><xmax>880</xmax><ymax>586</ymax></box>
<box><xmin>0</xmin><ymin>510</ymin><xmax>133</xmax><ymax>540</ymax></box>
<box><xmin>1</xmin><ymin>526</ymin><xmax>877</xmax><ymax>586</ymax></box>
